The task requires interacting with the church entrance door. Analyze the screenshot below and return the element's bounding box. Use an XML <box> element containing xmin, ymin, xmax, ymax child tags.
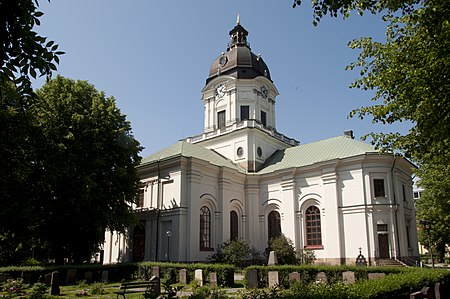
<box><xmin>378</xmin><ymin>234</ymin><xmax>389</xmax><ymax>258</ymax></box>
<box><xmin>132</xmin><ymin>224</ymin><xmax>145</xmax><ymax>262</ymax></box>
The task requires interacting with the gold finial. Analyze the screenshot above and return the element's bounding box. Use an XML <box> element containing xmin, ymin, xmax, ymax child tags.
<box><xmin>237</xmin><ymin>13</ymin><xmax>240</xmax><ymax>25</ymax></box>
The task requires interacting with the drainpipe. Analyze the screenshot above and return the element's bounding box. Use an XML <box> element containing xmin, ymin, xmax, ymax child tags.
<box><xmin>391</xmin><ymin>156</ymin><xmax>401</xmax><ymax>259</ymax></box>
<box><xmin>155</xmin><ymin>160</ymin><xmax>161</xmax><ymax>261</ymax></box>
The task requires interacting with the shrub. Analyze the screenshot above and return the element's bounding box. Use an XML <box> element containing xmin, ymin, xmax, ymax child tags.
<box><xmin>90</xmin><ymin>282</ymin><xmax>105</xmax><ymax>295</ymax></box>
<box><xmin>268</xmin><ymin>235</ymin><xmax>296</xmax><ymax>265</ymax></box>
<box><xmin>209</xmin><ymin>239</ymin><xmax>263</xmax><ymax>267</ymax></box>
<box><xmin>28</xmin><ymin>282</ymin><xmax>48</xmax><ymax>299</ymax></box>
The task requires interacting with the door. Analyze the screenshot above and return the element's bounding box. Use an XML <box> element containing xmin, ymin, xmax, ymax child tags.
<box><xmin>378</xmin><ymin>234</ymin><xmax>389</xmax><ymax>258</ymax></box>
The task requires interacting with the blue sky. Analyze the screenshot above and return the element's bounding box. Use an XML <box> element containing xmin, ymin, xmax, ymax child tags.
<box><xmin>34</xmin><ymin>0</ymin><xmax>406</xmax><ymax>157</ymax></box>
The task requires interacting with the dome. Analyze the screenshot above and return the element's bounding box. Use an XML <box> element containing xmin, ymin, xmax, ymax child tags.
<box><xmin>206</xmin><ymin>20</ymin><xmax>271</xmax><ymax>85</ymax></box>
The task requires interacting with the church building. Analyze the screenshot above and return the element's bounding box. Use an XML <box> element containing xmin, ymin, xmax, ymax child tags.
<box><xmin>103</xmin><ymin>20</ymin><xmax>419</xmax><ymax>265</ymax></box>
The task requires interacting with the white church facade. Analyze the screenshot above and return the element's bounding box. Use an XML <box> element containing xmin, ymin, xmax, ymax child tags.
<box><xmin>103</xmin><ymin>20</ymin><xmax>419</xmax><ymax>265</ymax></box>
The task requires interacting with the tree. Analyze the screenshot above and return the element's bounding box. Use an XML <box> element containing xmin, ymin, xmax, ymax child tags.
<box><xmin>28</xmin><ymin>76</ymin><xmax>142</xmax><ymax>264</ymax></box>
<box><xmin>294</xmin><ymin>0</ymin><xmax>450</xmax><ymax>255</ymax></box>
<box><xmin>0</xmin><ymin>0</ymin><xmax>63</xmax><ymax>98</ymax></box>
<box><xmin>268</xmin><ymin>235</ymin><xmax>297</xmax><ymax>265</ymax></box>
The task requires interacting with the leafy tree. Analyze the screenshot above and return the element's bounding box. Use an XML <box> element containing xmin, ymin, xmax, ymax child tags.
<box><xmin>27</xmin><ymin>76</ymin><xmax>142</xmax><ymax>264</ymax></box>
<box><xmin>294</xmin><ymin>0</ymin><xmax>450</xmax><ymax>254</ymax></box>
<box><xmin>268</xmin><ymin>235</ymin><xmax>297</xmax><ymax>265</ymax></box>
<box><xmin>0</xmin><ymin>0</ymin><xmax>63</xmax><ymax>97</ymax></box>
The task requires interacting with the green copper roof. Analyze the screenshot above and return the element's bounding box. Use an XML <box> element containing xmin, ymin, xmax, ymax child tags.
<box><xmin>140</xmin><ymin>140</ymin><xmax>245</xmax><ymax>172</ymax></box>
<box><xmin>258</xmin><ymin>135</ymin><xmax>379</xmax><ymax>174</ymax></box>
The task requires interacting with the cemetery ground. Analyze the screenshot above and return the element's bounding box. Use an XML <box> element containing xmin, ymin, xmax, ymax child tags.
<box><xmin>1</xmin><ymin>263</ymin><xmax>449</xmax><ymax>298</ymax></box>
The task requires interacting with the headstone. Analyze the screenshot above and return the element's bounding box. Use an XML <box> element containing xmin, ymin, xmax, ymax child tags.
<box><xmin>368</xmin><ymin>273</ymin><xmax>385</xmax><ymax>280</ymax></box>
<box><xmin>342</xmin><ymin>271</ymin><xmax>356</xmax><ymax>285</ymax></box>
<box><xmin>84</xmin><ymin>271</ymin><xmax>93</xmax><ymax>283</ymax></box>
<box><xmin>210</xmin><ymin>272</ymin><xmax>217</xmax><ymax>286</ymax></box>
<box><xmin>246</xmin><ymin>270</ymin><xmax>258</xmax><ymax>289</ymax></box>
<box><xmin>194</xmin><ymin>269</ymin><xmax>203</xmax><ymax>286</ymax></box>
<box><xmin>66</xmin><ymin>269</ymin><xmax>77</xmax><ymax>285</ymax></box>
<box><xmin>44</xmin><ymin>273</ymin><xmax>52</xmax><ymax>286</ymax></box>
<box><xmin>268</xmin><ymin>271</ymin><xmax>279</xmax><ymax>288</ymax></box>
<box><xmin>268</xmin><ymin>251</ymin><xmax>278</xmax><ymax>265</ymax></box>
<box><xmin>315</xmin><ymin>272</ymin><xmax>328</xmax><ymax>284</ymax></box>
<box><xmin>0</xmin><ymin>273</ymin><xmax>10</xmax><ymax>283</ymax></box>
<box><xmin>435</xmin><ymin>282</ymin><xmax>442</xmax><ymax>299</ymax></box>
<box><xmin>421</xmin><ymin>287</ymin><xmax>432</xmax><ymax>298</ymax></box>
<box><xmin>409</xmin><ymin>291</ymin><xmax>424</xmax><ymax>299</ymax></box>
<box><xmin>149</xmin><ymin>276</ymin><xmax>160</xmax><ymax>295</ymax></box>
<box><xmin>179</xmin><ymin>269</ymin><xmax>187</xmax><ymax>284</ymax></box>
<box><xmin>101</xmin><ymin>270</ymin><xmax>108</xmax><ymax>283</ymax></box>
<box><xmin>49</xmin><ymin>271</ymin><xmax>60</xmax><ymax>296</ymax></box>
<box><xmin>289</xmin><ymin>272</ymin><xmax>301</xmax><ymax>283</ymax></box>
<box><xmin>21</xmin><ymin>271</ymin><xmax>32</xmax><ymax>282</ymax></box>
<box><xmin>152</xmin><ymin>266</ymin><xmax>160</xmax><ymax>278</ymax></box>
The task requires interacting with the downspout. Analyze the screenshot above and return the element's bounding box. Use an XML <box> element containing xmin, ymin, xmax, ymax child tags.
<box><xmin>391</xmin><ymin>156</ymin><xmax>401</xmax><ymax>259</ymax></box>
<box><xmin>155</xmin><ymin>160</ymin><xmax>161</xmax><ymax>261</ymax></box>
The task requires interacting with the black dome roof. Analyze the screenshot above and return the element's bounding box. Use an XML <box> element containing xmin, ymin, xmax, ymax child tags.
<box><xmin>206</xmin><ymin>21</ymin><xmax>271</xmax><ymax>85</ymax></box>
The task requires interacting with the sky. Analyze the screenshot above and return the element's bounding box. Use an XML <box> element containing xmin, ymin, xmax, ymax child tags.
<box><xmin>34</xmin><ymin>0</ymin><xmax>408</xmax><ymax>157</ymax></box>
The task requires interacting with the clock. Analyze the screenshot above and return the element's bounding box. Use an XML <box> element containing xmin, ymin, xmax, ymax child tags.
<box><xmin>215</xmin><ymin>84</ymin><xmax>226</xmax><ymax>98</ymax></box>
<box><xmin>260</xmin><ymin>85</ymin><xmax>268</xmax><ymax>99</ymax></box>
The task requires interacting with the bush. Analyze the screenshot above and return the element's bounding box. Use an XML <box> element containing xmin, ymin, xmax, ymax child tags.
<box><xmin>268</xmin><ymin>235</ymin><xmax>297</xmax><ymax>265</ymax></box>
<box><xmin>28</xmin><ymin>282</ymin><xmax>48</xmax><ymax>299</ymax></box>
<box><xmin>90</xmin><ymin>282</ymin><xmax>105</xmax><ymax>295</ymax></box>
<box><xmin>209</xmin><ymin>239</ymin><xmax>263</xmax><ymax>267</ymax></box>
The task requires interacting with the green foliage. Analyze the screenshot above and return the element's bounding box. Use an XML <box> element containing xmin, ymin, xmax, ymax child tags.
<box><xmin>268</xmin><ymin>235</ymin><xmax>297</xmax><ymax>265</ymax></box>
<box><xmin>27</xmin><ymin>282</ymin><xmax>48</xmax><ymax>299</ymax></box>
<box><xmin>297</xmin><ymin>249</ymin><xmax>316</xmax><ymax>265</ymax></box>
<box><xmin>1</xmin><ymin>278</ymin><xmax>29</xmax><ymax>297</ymax></box>
<box><xmin>90</xmin><ymin>282</ymin><xmax>106</xmax><ymax>295</ymax></box>
<box><xmin>0</xmin><ymin>0</ymin><xmax>64</xmax><ymax>97</ymax></box>
<box><xmin>209</xmin><ymin>239</ymin><xmax>264</xmax><ymax>267</ymax></box>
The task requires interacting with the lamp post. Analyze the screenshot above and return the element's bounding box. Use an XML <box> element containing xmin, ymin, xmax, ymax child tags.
<box><xmin>419</xmin><ymin>219</ymin><xmax>434</xmax><ymax>268</ymax></box>
<box><xmin>166</xmin><ymin>230</ymin><xmax>172</xmax><ymax>262</ymax></box>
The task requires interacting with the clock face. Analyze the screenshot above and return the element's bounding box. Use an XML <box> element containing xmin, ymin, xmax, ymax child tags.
<box><xmin>260</xmin><ymin>85</ymin><xmax>268</xmax><ymax>99</ymax></box>
<box><xmin>215</xmin><ymin>84</ymin><xmax>226</xmax><ymax>98</ymax></box>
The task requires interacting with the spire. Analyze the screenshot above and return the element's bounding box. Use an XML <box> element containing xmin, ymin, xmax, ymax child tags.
<box><xmin>227</xmin><ymin>16</ymin><xmax>250</xmax><ymax>51</ymax></box>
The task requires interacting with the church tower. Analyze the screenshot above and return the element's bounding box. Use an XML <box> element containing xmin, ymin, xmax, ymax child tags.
<box><xmin>186</xmin><ymin>18</ymin><xmax>298</xmax><ymax>171</ymax></box>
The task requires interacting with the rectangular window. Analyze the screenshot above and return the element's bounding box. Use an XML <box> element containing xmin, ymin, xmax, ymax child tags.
<box><xmin>240</xmin><ymin>105</ymin><xmax>249</xmax><ymax>121</ymax></box>
<box><xmin>217</xmin><ymin>110</ymin><xmax>226</xmax><ymax>129</ymax></box>
<box><xmin>261</xmin><ymin>110</ymin><xmax>267</xmax><ymax>127</ymax></box>
<box><xmin>137</xmin><ymin>189</ymin><xmax>144</xmax><ymax>208</ymax></box>
<box><xmin>373</xmin><ymin>179</ymin><xmax>386</xmax><ymax>197</ymax></box>
<box><xmin>402</xmin><ymin>184</ymin><xmax>406</xmax><ymax>201</ymax></box>
<box><xmin>377</xmin><ymin>224</ymin><xmax>388</xmax><ymax>232</ymax></box>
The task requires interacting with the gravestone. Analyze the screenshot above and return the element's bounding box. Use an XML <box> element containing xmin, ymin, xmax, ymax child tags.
<box><xmin>84</xmin><ymin>271</ymin><xmax>93</xmax><ymax>283</ymax></box>
<box><xmin>66</xmin><ymin>269</ymin><xmax>77</xmax><ymax>285</ymax></box>
<box><xmin>194</xmin><ymin>269</ymin><xmax>203</xmax><ymax>286</ymax></box>
<box><xmin>421</xmin><ymin>286</ymin><xmax>432</xmax><ymax>298</ymax></box>
<box><xmin>246</xmin><ymin>270</ymin><xmax>258</xmax><ymax>289</ymax></box>
<box><xmin>101</xmin><ymin>270</ymin><xmax>108</xmax><ymax>283</ymax></box>
<box><xmin>0</xmin><ymin>273</ymin><xmax>10</xmax><ymax>283</ymax></box>
<box><xmin>289</xmin><ymin>272</ymin><xmax>301</xmax><ymax>283</ymax></box>
<box><xmin>409</xmin><ymin>291</ymin><xmax>424</xmax><ymax>299</ymax></box>
<box><xmin>44</xmin><ymin>273</ymin><xmax>52</xmax><ymax>286</ymax></box>
<box><xmin>21</xmin><ymin>271</ymin><xmax>32</xmax><ymax>282</ymax></box>
<box><xmin>315</xmin><ymin>272</ymin><xmax>328</xmax><ymax>283</ymax></box>
<box><xmin>179</xmin><ymin>269</ymin><xmax>187</xmax><ymax>284</ymax></box>
<box><xmin>342</xmin><ymin>271</ymin><xmax>356</xmax><ymax>285</ymax></box>
<box><xmin>210</xmin><ymin>272</ymin><xmax>217</xmax><ymax>286</ymax></box>
<box><xmin>268</xmin><ymin>271</ymin><xmax>279</xmax><ymax>288</ymax></box>
<box><xmin>49</xmin><ymin>271</ymin><xmax>60</xmax><ymax>296</ymax></box>
<box><xmin>368</xmin><ymin>273</ymin><xmax>385</xmax><ymax>280</ymax></box>
<box><xmin>152</xmin><ymin>266</ymin><xmax>160</xmax><ymax>278</ymax></box>
<box><xmin>435</xmin><ymin>282</ymin><xmax>443</xmax><ymax>299</ymax></box>
<box><xmin>268</xmin><ymin>251</ymin><xmax>278</xmax><ymax>266</ymax></box>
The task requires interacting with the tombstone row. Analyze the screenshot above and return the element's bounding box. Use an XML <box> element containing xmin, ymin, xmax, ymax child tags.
<box><xmin>246</xmin><ymin>270</ymin><xmax>387</xmax><ymax>288</ymax></box>
<box><xmin>150</xmin><ymin>266</ymin><xmax>218</xmax><ymax>287</ymax></box>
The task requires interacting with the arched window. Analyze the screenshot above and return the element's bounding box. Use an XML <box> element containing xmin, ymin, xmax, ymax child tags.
<box><xmin>305</xmin><ymin>206</ymin><xmax>322</xmax><ymax>248</ymax></box>
<box><xmin>230</xmin><ymin>211</ymin><xmax>239</xmax><ymax>241</ymax></box>
<box><xmin>268</xmin><ymin>211</ymin><xmax>281</xmax><ymax>240</ymax></box>
<box><xmin>200</xmin><ymin>206</ymin><xmax>211</xmax><ymax>250</ymax></box>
